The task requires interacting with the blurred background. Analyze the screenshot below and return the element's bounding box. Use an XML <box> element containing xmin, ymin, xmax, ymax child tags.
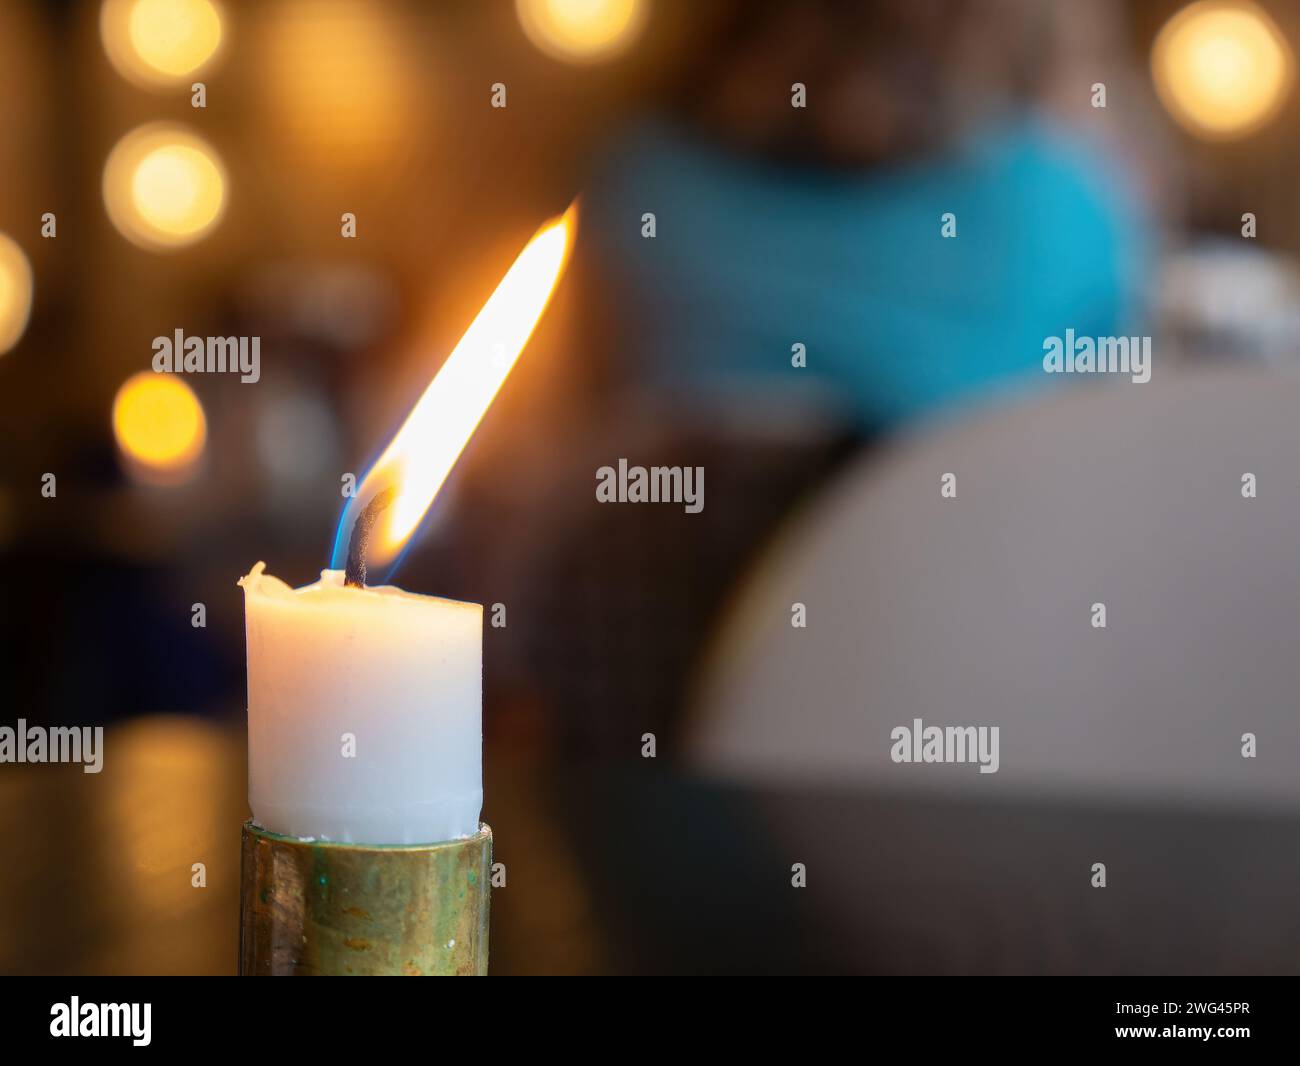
<box><xmin>3</xmin><ymin>0</ymin><xmax>1300</xmax><ymax>974</ymax></box>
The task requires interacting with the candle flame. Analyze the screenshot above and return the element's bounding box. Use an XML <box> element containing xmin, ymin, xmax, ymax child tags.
<box><xmin>333</xmin><ymin>205</ymin><xmax>576</xmax><ymax>573</ymax></box>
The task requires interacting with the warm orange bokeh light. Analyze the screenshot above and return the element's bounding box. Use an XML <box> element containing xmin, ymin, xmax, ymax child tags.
<box><xmin>335</xmin><ymin>207</ymin><xmax>577</xmax><ymax>569</ymax></box>
<box><xmin>104</xmin><ymin>124</ymin><xmax>227</xmax><ymax>251</ymax></box>
<box><xmin>101</xmin><ymin>0</ymin><xmax>225</xmax><ymax>88</ymax></box>
<box><xmin>257</xmin><ymin>0</ymin><xmax>413</xmax><ymax>164</ymax></box>
<box><xmin>0</xmin><ymin>231</ymin><xmax>34</xmax><ymax>357</ymax></box>
<box><xmin>112</xmin><ymin>371</ymin><xmax>207</xmax><ymax>482</ymax></box>
<box><xmin>1152</xmin><ymin>0</ymin><xmax>1294</xmax><ymax>139</ymax></box>
<box><xmin>516</xmin><ymin>0</ymin><xmax>648</xmax><ymax>65</ymax></box>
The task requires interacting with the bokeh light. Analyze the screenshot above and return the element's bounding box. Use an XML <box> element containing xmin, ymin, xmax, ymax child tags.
<box><xmin>257</xmin><ymin>0</ymin><xmax>413</xmax><ymax>165</ymax></box>
<box><xmin>101</xmin><ymin>0</ymin><xmax>225</xmax><ymax>88</ymax></box>
<box><xmin>0</xmin><ymin>231</ymin><xmax>34</xmax><ymax>357</ymax></box>
<box><xmin>112</xmin><ymin>371</ymin><xmax>207</xmax><ymax>482</ymax></box>
<box><xmin>103</xmin><ymin>124</ymin><xmax>227</xmax><ymax>250</ymax></box>
<box><xmin>515</xmin><ymin>0</ymin><xmax>647</xmax><ymax>65</ymax></box>
<box><xmin>1151</xmin><ymin>0</ymin><xmax>1294</xmax><ymax>140</ymax></box>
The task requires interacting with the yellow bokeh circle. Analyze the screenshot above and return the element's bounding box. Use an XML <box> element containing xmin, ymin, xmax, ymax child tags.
<box><xmin>1152</xmin><ymin>0</ymin><xmax>1294</xmax><ymax>139</ymax></box>
<box><xmin>516</xmin><ymin>0</ymin><xmax>647</xmax><ymax>65</ymax></box>
<box><xmin>104</xmin><ymin>124</ymin><xmax>227</xmax><ymax>250</ymax></box>
<box><xmin>101</xmin><ymin>0</ymin><xmax>225</xmax><ymax>87</ymax></box>
<box><xmin>112</xmin><ymin>371</ymin><xmax>207</xmax><ymax>480</ymax></box>
<box><xmin>0</xmin><ymin>232</ymin><xmax>34</xmax><ymax>357</ymax></box>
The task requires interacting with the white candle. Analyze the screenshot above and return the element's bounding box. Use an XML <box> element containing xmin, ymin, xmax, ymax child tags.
<box><xmin>239</xmin><ymin>562</ymin><xmax>481</xmax><ymax>844</ymax></box>
<box><xmin>237</xmin><ymin>208</ymin><xmax>575</xmax><ymax>848</ymax></box>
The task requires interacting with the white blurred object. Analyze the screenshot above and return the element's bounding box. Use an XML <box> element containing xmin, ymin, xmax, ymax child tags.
<box><xmin>691</xmin><ymin>369</ymin><xmax>1300</xmax><ymax>811</ymax></box>
<box><xmin>1158</xmin><ymin>241</ymin><xmax>1300</xmax><ymax>363</ymax></box>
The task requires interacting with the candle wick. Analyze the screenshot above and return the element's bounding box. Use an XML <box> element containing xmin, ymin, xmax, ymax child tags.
<box><xmin>344</xmin><ymin>488</ymin><xmax>397</xmax><ymax>588</ymax></box>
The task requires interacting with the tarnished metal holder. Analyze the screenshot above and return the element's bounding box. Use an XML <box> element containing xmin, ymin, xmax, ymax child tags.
<box><xmin>240</xmin><ymin>821</ymin><xmax>491</xmax><ymax>975</ymax></box>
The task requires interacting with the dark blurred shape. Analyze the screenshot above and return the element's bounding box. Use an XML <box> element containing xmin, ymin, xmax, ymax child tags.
<box><xmin>471</xmin><ymin>399</ymin><xmax>857</xmax><ymax>757</ymax></box>
<box><xmin>705</xmin><ymin>0</ymin><xmax>1061</xmax><ymax>163</ymax></box>
<box><xmin>750</xmin><ymin>783</ymin><xmax>1300</xmax><ymax>975</ymax></box>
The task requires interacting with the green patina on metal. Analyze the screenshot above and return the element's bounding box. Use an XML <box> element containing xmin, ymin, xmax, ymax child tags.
<box><xmin>239</xmin><ymin>822</ymin><xmax>492</xmax><ymax>976</ymax></box>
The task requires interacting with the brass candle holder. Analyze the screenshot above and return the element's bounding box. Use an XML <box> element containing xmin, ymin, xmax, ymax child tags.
<box><xmin>239</xmin><ymin>821</ymin><xmax>492</xmax><ymax>976</ymax></box>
